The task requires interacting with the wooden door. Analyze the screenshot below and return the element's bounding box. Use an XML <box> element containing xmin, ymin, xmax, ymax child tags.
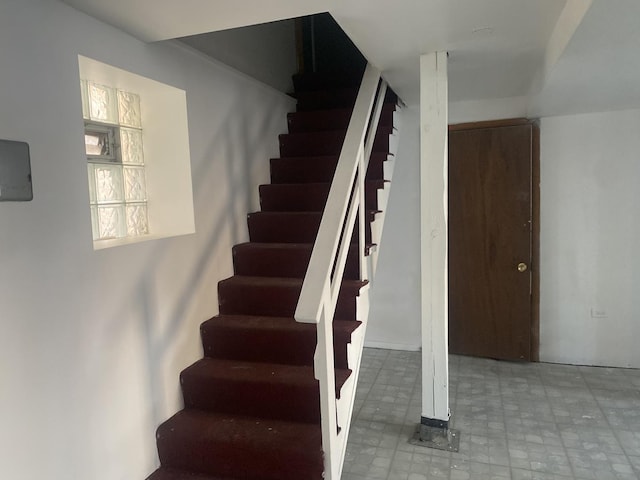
<box><xmin>448</xmin><ymin>124</ymin><xmax>533</xmax><ymax>361</ymax></box>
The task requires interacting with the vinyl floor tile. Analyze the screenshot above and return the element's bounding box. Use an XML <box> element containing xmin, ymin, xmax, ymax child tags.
<box><xmin>344</xmin><ymin>349</ymin><xmax>640</xmax><ymax>479</ymax></box>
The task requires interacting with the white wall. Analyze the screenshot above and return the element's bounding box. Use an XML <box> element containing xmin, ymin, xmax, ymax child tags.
<box><xmin>449</xmin><ymin>95</ymin><xmax>529</xmax><ymax>125</ymax></box>
<box><xmin>540</xmin><ymin>109</ymin><xmax>640</xmax><ymax>368</ymax></box>
<box><xmin>0</xmin><ymin>0</ymin><xmax>294</xmax><ymax>478</ymax></box>
<box><xmin>366</xmin><ymin>107</ymin><xmax>422</xmax><ymax>351</ymax></box>
<box><xmin>368</xmin><ymin>106</ymin><xmax>640</xmax><ymax>370</ymax></box>
<box><xmin>180</xmin><ymin>20</ymin><xmax>298</xmax><ymax>93</ymax></box>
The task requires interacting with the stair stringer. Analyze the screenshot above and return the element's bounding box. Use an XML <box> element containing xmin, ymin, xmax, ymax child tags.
<box><xmin>369</xmin><ymin>154</ymin><xmax>395</xmax><ymax>276</ymax></box>
<box><xmin>335</xmin><ymin>283</ymin><xmax>370</xmax><ymax>479</ymax></box>
<box><xmin>369</xmin><ymin>130</ymin><xmax>399</xmax><ymax>276</ymax></box>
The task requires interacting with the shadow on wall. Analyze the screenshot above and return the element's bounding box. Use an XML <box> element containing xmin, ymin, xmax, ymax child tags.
<box><xmin>142</xmin><ymin>90</ymin><xmax>288</xmax><ymax>429</ymax></box>
<box><xmin>86</xmin><ymin>87</ymin><xmax>289</xmax><ymax>442</ymax></box>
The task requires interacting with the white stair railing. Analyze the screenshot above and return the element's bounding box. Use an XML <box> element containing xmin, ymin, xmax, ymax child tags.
<box><xmin>295</xmin><ymin>64</ymin><xmax>388</xmax><ymax>480</ymax></box>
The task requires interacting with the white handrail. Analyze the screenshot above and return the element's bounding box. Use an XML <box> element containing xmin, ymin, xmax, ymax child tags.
<box><xmin>296</xmin><ymin>64</ymin><xmax>385</xmax><ymax>324</ymax></box>
<box><xmin>294</xmin><ymin>64</ymin><xmax>388</xmax><ymax>480</ymax></box>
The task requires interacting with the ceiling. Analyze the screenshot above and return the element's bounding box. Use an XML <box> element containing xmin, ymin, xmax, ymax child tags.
<box><xmin>529</xmin><ymin>0</ymin><xmax>640</xmax><ymax>117</ymax></box>
<box><xmin>61</xmin><ymin>0</ymin><xmax>640</xmax><ymax>117</ymax></box>
<box><xmin>61</xmin><ymin>0</ymin><xmax>336</xmax><ymax>41</ymax></box>
<box><xmin>331</xmin><ymin>0</ymin><xmax>567</xmax><ymax>105</ymax></box>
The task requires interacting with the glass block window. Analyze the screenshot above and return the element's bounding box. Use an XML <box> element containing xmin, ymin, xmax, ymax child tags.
<box><xmin>81</xmin><ymin>80</ymin><xmax>149</xmax><ymax>241</ymax></box>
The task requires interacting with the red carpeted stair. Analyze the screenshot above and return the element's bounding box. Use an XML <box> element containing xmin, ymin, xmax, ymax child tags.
<box><xmin>147</xmin><ymin>75</ymin><xmax>397</xmax><ymax>480</ymax></box>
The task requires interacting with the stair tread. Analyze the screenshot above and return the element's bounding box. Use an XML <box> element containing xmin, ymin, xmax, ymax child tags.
<box><xmin>259</xmin><ymin>181</ymin><xmax>385</xmax><ymax>214</ymax></box>
<box><xmin>270</xmin><ymin>153</ymin><xmax>390</xmax><ymax>184</ymax></box>
<box><xmin>280</xmin><ymin>126</ymin><xmax>394</xmax><ymax>139</ymax></box>
<box><xmin>271</xmin><ymin>152</ymin><xmax>391</xmax><ymax>162</ymax></box>
<box><xmin>266</xmin><ymin>179</ymin><xmax>387</xmax><ymax>185</ymax></box>
<box><xmin>200</xmin><ymin>314</ymin><xmax>361</xmax><ymax>369</ymax></box>
<box><xmin>248</xmin><ymin>210</ymin><xmax>378</xmax><ymax>228</ymax></box>
<box><xmin>219</xmin><ymin>275</ymin><xmax>366</xmax><ymax>290</ymax></box>
<box><xmin>147</xmin><ymin>467</ymin><xmax>233</xmax><ymax>480</ymax></box>
<box><xmin>203</xmin><ymin>313</ymin><xmax>362</xmax><ymax>333</ymax></box>
<box><xmin>288</xmin><ymin>103</ymin><xmax>395</xmax><ymax>119</ymax></box>
<box><xmin>233</xmin><ymin>241</ymin><xmax>374</xmax><ymax>257</ymax></box>
<box><xmin>181</xmin><ymin>357</ymin><xmax>350</xmax><ymax>422</ymax></box>
<box><xmin>156</xmin><ymin>410</ymin><xmax>323</xmax><ymax>479</ymax></box>
<box><xmin>260</xmin><ymin>180</ymin><xmax>386</xmax><ymax>190</ymax></box>
<box><xmin>182</xmin><ymin>357</ymin><xmax>351</xmax><ymax>389</ymax></box>
<box><xmin>278</xmin><ymin>128</ymin><xmax>394</xmax><ymax>151</ymax></box>
<box><xmin>248</xmin><ymin>210</ymin><xmax>378</xmax><ymax>217</ymax></box>
<box><xmin>235</xmin><ymin>241</ymin><xmax>314</xmax><ymax>251</ymax></box>
<box><xmin>250</xmin><ymin>211</ymin><xmax>321</xmax><ymax>216</ymax></box>
<box><xmin>247</xmin><ymin>211</ymin><xmax>376</xmax><ymax>245</ymax></box>
<box><xmin>293</xmin><ymin>86</ymin><xmax>399</xmax><ymax>100</ymax></box>
<box><xmin>160</xmin><ymin>409</ymin><xmax>321</xmax><ymax>442</ymax></box>
<box><xmin>234</xmin><ymin>241</ymin><xmax>376</xmax><ymax>251</ymax></box>
<box><xmin>218</xmin><ymin>275</ymin><xmax>365</xmax><ymax>319</ymax></box>
<box><xmin>157</xmin><ymin>409</ymin><xmax>322</xmax><ymax>458</ymax></box>
<box><xmin>279</xmin><ymin>127</ymin><xmax>393</xmax><ymax>157</ymax></box>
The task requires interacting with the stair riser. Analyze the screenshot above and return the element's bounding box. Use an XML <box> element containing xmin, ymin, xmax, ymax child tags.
<box><xmin>233</xmin><ymin>243</ymin><xmax>360</xmax><ymax>279</ymax></box>
<box><xmin>218</xmin><ymin>281</ymin><xmax>360</xmax><ymax>319</ymax></box>
<box><xmin>247</xmin><ymin>213</ymin><xmax>372</xmax><ymax>245</ymax></box>
<box><xmin>279</xmin><ymin>129</ymin><xmax>391</xmax><ymax>158</ymax></box>
<box><xmin>182</xmin><ymin>375</ymin><xmax>322</xmax><ymax>424</ymax></box>
<box><xmin>259</xmin><ymin>182</ymin><xmax>383</xmax><ymax>212</ymax></box>
<box><xmin>287</xmin><ymin>105</ymin><xmax>395</xmax><ymax>133</ymax></box>
<box><xmin>201</xmin><ymin>320</ymin><xmax>357</xmax><ymax>369</ymax></box>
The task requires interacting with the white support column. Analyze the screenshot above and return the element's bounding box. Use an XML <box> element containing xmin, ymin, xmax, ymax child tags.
<box><xmin>419</xmin><ymin>52</ymin><xmax>450</xmax><ymax>425</ymax></box>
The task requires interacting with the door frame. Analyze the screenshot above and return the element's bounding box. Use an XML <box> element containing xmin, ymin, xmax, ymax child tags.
<box><xmin>448</xmin><ymin>118</ymin><xmax>540</xmax><ymax>361</ymax></box>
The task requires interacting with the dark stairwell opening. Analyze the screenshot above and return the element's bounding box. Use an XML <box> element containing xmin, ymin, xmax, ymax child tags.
<box><xmin>298</xmin><ymin>13</ymin><xmax>367</xmax><ymax>88</ymax></box>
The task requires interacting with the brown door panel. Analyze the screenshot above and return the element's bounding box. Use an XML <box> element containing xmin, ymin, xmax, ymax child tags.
<box><xmin>449</xmin><ymin>125</ymin><xmax>532</xmax><ymax>361</ymax></box>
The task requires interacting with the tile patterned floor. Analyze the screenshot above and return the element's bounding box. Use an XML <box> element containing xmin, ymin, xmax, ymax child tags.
<box><xmin>343</xmin><ymin>348</ymin><xmax>640</xmax><ymax>480</ymax></box>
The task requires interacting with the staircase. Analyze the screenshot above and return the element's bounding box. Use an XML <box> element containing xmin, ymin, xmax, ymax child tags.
<box><xmin>146</xmin><ymin>67</ymin><xmax>399</xmax><ymax>480</ymax></box>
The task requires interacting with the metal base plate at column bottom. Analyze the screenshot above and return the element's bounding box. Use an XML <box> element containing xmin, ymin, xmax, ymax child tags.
<box><xmin>409</xmin><ymin>424</ymin><xmax>460</xmax><ymax>452</ymax></box>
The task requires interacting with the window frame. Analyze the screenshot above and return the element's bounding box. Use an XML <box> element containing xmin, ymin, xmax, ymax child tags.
<box><xmin>84</xmin><ymin>122</ymin><xmax>120</xmax><ymax>163</ymax></box>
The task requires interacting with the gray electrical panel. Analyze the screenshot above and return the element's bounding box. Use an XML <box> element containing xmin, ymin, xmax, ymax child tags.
<box><xmin>0</xmin><ymin>139</ymin><xmax>33</xmax><ymax>201</ymax></box>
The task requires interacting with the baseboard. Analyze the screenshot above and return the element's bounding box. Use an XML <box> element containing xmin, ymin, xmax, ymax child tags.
<box><xmin>364</xmin><ymin>340</ymin><xmax>421</xmax><ymax>352</ymax></box>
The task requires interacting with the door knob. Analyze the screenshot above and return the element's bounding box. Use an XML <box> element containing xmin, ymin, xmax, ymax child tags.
<box><xmin>517</xmin><ymin>262</ymin><xmax>528</xmax><ymax>272</ymax></box>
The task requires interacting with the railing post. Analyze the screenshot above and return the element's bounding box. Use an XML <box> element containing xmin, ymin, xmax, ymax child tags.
<box><xmin>314</xmin><ymin>297</ymin><xmax>338</xmax><ymax>480</ymax></box>
<box><xmin>357</xmin><ymin>151</ymin><xmax>368</xmax><ymax>283</ymax></box>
